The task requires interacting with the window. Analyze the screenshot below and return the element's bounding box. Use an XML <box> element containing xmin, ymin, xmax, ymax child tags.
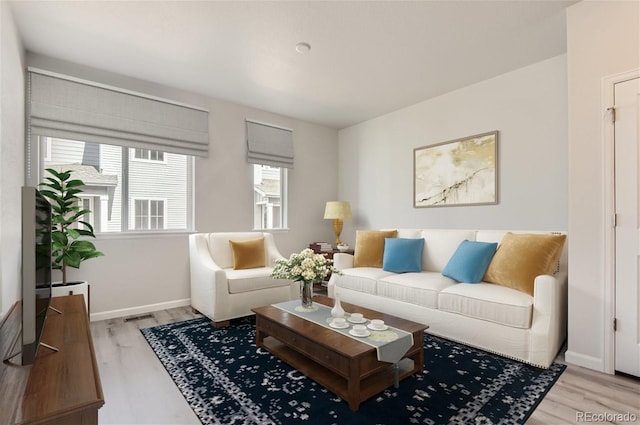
<box><xmin>253</xmin><ymin>164</ymin><xmax>287</xmax><ymax>230</ymax></box>
<box><xmin>245</xmin><ymin>121</ymin><xmax>292</xmax><ymax>230</ymax></box>
<box><xmin>133</xmin><ymin>148</ymin><xmax>165</xmax><ymax>162</ymax></box>
<box><xmin>41</xmin><ymin>137</ymin><xmax>193</xmax><ymax>233</ymax></box>
<box><xmin>134</xmin><ymin>199</ymin><xmax>165</xmax><ymax>230</ymax></box>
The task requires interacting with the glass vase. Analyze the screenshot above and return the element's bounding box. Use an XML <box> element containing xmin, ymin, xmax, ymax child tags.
<box><xmin>300</xmin><ymin>281</ymin><xmax>313</xmax><ymax>308</ymax></box>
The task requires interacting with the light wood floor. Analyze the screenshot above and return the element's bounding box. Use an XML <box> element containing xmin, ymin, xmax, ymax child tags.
<box><xmin>91</xmin><ymin>306</ymin><xmax>640</xmax><ymax>425</ymax></box>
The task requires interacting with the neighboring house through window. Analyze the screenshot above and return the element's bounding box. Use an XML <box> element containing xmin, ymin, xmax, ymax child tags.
<box><xmin>133</xmin><ymin>148</ymin><xmax>165</xmax><ymax>162</ymax></box>
<box><xmin>41</xmin><ymin>137</ymin><xmax>192</xmax><ymax>233</ymax></box>
<box><xmin>78</xmin><ymin>196</ymin><xmax>94</xmax><ymax>231</ymax></box>
<box><xmin>134</xmin><ymin>198</ymin><xmax>165</xmax><ymax>230</ymax></box>
<box><xmin>253</xmin><ymin>164</ymin><xmax>286</xmax><ymax>230</ymax></box>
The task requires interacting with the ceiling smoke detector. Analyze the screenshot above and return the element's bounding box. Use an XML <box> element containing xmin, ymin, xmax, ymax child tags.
<box><xmin>295</xmin><ymin>42</ymin><xmax>311</xmax><ymax>54</ymax></box>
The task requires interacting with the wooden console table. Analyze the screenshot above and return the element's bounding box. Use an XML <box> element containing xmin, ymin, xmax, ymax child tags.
<box><xmin>0</xmin><ymin>295</ymin><xmax>104</xmax><ymax>425</ymax></box>
<box><xmin>309</xmin><ymin>245</ymin><xmax>355</xmax><ymax>292</ymax></box>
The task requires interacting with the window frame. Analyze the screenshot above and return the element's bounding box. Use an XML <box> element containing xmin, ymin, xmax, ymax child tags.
<box><xmin>43</xmin><ymin>137</ymin><xmax>52</xmax><ymax>162</ymax></box>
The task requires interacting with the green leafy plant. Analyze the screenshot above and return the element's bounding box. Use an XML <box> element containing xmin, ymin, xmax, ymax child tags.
<box><xmin>39</xmin><ymin>168</ymin><xmax>104</xmax><ymax>285</ymax></box>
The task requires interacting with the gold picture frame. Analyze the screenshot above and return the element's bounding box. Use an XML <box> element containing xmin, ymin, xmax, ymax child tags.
<box><xmin>414</xmin><ymin>131</ymin><xmax>498</xmax><ymax>208</ymax></box>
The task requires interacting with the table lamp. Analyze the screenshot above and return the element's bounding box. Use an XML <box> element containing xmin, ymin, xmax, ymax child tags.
<box><xmin>323</xmin><ymin>201</ymin><xmax>352</xmax><ymax>246</ymax></box>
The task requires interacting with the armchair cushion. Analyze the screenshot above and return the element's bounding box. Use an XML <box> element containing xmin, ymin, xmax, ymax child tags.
<box><xmin>226</xmin><ymin>268</ymin><xmax>291</xmax><ymax>294</ymax></box>
<box><xmin>229</xmin><ymin>237</ymin><xmax>265</xmax><ymax>269</ymax></box>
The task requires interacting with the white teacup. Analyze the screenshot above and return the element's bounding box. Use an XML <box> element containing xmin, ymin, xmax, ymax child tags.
<box><xmin>352</xmin><ymin>324</ymin><xmax>367</xmax><ymax>335</ymax></box>
<box><xmin>350</xmin><ymin>313</ymin><xmax>364</xmax><ymax>322</ymax></box>
<box><xmin>332</xmin><ymin>317</ymin><xmax>346</xmax><ymax>327</ymax></box>
<box><xmin>370</xmin><ymin>319</ymin><xmax>385</xmax><ymax>329</ymax></box>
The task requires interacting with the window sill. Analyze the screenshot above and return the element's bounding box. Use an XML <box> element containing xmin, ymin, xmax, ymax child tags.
<box><xmin>95</xmin><ymin>230</ymin><xmax>192</xmax><ymax>240</ymax></box>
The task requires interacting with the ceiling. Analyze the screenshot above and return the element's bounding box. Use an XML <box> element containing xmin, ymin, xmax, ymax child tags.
<box><xmin>8</xmin><ymin>0</ymin><xmax>577</xmax><ymax>129</ymax></box>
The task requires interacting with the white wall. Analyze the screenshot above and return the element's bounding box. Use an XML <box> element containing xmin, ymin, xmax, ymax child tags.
<box><xmin>24</xmin><ymin>54</ymin><xmax>339</xmax><ymax>320</ymax></box>
<box><xmin>338</xmin><ymin>54</ymin><xmax>568</xmax><ymax>244</ymax></box>
<box><xmin>0</xmin><ymin>2</ymin><xmax>25</xmax><ymax>316</ymax></box>
<box><xmin>565</xmin><ymin>0</ymin><xmax>639</xmax><ymax>372</ymax></box>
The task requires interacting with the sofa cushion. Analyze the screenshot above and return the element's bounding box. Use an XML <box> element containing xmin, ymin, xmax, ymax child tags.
<box><xmin>439</xmin><ymin>283</ymin><xmax>534</xmax><ymax>329</ymax></box>
<box><xmin>353</xmin><ymin>230</ymin><xmax>398</xmax><ymax>268</ymax></box>
<box><xmin>382</xmin><ymin>238</ymin><xmax>424</xmax><ymax>273</ymax></box>
<box><xmin>335</xmin><ymin>268</ymin><xmax>396</xmax><ymax>295</ymax></box>
<box><xmin>442</xmin><ymin>240</ymin><xmax>498</xmax><ymax>283</ymax></box>
<box><xmin>208</xmin><ymin>232</ymin><xmax>264</xmax><ymax>268</ymax></box>
<box><xmin>420</xmin><ymin>230</ymin><xmax>477</xmax><ymax>272</ymax></box>
<box><xmin>378</xmin><ymin>272</ymin><xmax>457</xmax><ymax>309</ymax></box>
<box><xmin>477</xmin><ymin>230</ymin><xmax>568</xmax><ymax>276</ymax></box>
<box><xmin>483</xmin><ymin>232</ymin><xmax>567</xmax><ymax>295</ymax></box>
<box><xmin>229</xmin><ymin>237</ymin><xmax>266</xmax><ymax>269</ymax></box>
<box><xmin>225</xmin><ymin>267</ymin><xmax>290</xmax><ymax>294</ymax></box>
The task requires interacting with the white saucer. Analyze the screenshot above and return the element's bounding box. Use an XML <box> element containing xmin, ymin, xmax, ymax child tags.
<box><xmin>329</xmin><ymin>322</ymin><xmax>350</xmax><ymax>329</ymax></box>
<box><xmin>347</xmin><ymin>317</ymin><xmax>367</xmax><ymax>324</ymax></box>
<box><xmin>367</xmin><ymin>324</ymin><xmax>388</xmax><ymax>331</ymax></box>
<box><xmin>349</xmin><ymin>329</ymin><xmax>371</xmax><ymax>337</ymax></box>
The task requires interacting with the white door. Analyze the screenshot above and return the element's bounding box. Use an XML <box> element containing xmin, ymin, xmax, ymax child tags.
<box><xmin>614</xmin><ymin>76</ymin><xmax>640</xmax><ymax>377</ymax></box>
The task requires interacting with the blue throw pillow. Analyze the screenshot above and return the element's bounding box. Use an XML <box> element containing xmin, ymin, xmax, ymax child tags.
<box><xmin>442</xmin><ymin>240</ymin><xmax>498</xmax><ymax>283</ymax></box>
<box><xmin>382</xmin><ymin>238</ymin><xmax>424</xmax><ymax>273</ymax></box>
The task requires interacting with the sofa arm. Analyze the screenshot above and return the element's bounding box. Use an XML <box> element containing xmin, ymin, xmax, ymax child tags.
<box><xmin>189</xmin><ymin>234</ymin><xmax>230</xmax><ymax>320</ymax></box>
<box><xmin>333</xmin><ymin>253</ymin><xmax>354</xmax><ymax>270</ymax></box>
<box><xmin>263</xmin><ymin>232</ymin><xmax>286</xmax><ymax>265</ymax></box>
<box><xmin>530</xmin><ymin>272</ymin><xmax>568</xmax><ymax>367</ymax></box>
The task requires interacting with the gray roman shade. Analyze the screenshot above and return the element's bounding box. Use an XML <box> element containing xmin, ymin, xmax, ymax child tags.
<box><xmin>28</xmin><ymin>70</ymin><xmax>209</xmax><ymax>157</ymax></box>
<box><xmin>246</xmin><ymin>120</ymin><xmax>293</xmax><ymax>168</ymax></box>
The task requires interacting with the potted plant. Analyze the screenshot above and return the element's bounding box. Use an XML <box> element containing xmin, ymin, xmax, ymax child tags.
<box><xmin>39</xmin><ymin>168</ymin><xmax>104</xmax><ymax>287</ymax></box>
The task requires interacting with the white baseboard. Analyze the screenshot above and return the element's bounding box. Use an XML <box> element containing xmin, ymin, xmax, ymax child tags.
<box><xmin>90</xmin><ymin>298</ymin><xmax>191</xmax><ymax>322</ymax></box>
<box><xmin>564</xmin><ymin>350</ymin><xmax>607</xmax><ymax>373</ymax></box>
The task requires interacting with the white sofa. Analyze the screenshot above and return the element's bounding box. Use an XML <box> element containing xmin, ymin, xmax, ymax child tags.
<box><xmin>327</xmin><ymin>229</ymin><xmax>567</xmax><ymax>368</ymax></box>
<box><xmin>189</xmin><ymin>232</ymin><xmax>298</xmax><ymax>326</ymax></box>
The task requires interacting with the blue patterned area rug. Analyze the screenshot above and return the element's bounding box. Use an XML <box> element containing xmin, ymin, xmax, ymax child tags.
<box><xmin>141</xmin><ymin>316</ymin><xmax>565</xmax><ymax>425</ymax></box>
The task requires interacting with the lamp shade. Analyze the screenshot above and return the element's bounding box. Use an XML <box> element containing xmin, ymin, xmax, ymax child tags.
<box><xmin>324</xmin><ymin>201</ymin><xmax>352</xmax><ymax>220</ymax></box>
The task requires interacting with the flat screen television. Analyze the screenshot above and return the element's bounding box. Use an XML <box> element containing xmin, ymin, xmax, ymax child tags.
<box><xmin>20</xmin><ymin>186</ymin><xmax>53</xmax><ymax>365</ymax></box>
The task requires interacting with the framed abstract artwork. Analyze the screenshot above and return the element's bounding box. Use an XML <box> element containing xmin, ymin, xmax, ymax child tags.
<box><xmin>414</xmin><ymin>131</ymin><xmax>498</xmax><ymax>208</ymax></box>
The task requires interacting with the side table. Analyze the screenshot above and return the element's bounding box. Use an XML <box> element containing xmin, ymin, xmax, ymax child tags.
<box><xmin>308</xmin><ymin>245</ymin><xmax>355</xmax><ymax>259</ymax></box>
<box><xmin>309</xmin><ymin>245</ymin><xmax>355</xmax><ymax>295</ymax></box>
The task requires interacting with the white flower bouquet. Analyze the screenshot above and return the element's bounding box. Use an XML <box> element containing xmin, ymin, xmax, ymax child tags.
<box><xmin>271</xmin><ymin>248</ymin><xmax>335</xmax><ymax>284</ymax></box>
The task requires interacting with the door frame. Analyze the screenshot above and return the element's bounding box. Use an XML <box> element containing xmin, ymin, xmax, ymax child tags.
<box><xmin>602</xmin><ymin>68</ymin><xmax>639</xmax><ymax>374</ymax></box>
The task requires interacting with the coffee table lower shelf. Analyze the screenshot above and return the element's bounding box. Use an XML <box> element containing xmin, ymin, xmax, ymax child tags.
<box><xmin>260</xmin><ymin>336</ymin><xmax>418</xmax><ymax>411</ymax></box>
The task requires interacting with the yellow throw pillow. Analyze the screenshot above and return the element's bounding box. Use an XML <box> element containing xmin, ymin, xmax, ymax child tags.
<box><xmin>483</xmin><ymin>232</ymin><xmax>566</xmax><ymax>295</ymax></box>
<box><xmin>229</xmin><ymin>237</ymin><xmax>266</xmax><ymax>270</ymax></box>
<box><xmin>353</xmin><ymin>230</ymin><xmax>398</xmax><ymax>268</ymax></box>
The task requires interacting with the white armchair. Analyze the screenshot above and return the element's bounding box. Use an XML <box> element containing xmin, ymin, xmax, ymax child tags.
<box><xmin>189</xmin><ymin>232</ymin><xmax>298</xmax><ymax>326</ymax></box>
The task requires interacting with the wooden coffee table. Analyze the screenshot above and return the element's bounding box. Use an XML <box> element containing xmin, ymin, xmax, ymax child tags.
<box><xmin>252</xmin><ymin>295</ymin><xmax>427</xmax><ymax>411</ymax></box>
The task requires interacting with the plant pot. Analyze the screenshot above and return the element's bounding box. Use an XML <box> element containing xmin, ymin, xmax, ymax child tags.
<box><xmin>51</xmin><ymin>280</ymin><xmax>89</xmax><ymax>314</ymax></box>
